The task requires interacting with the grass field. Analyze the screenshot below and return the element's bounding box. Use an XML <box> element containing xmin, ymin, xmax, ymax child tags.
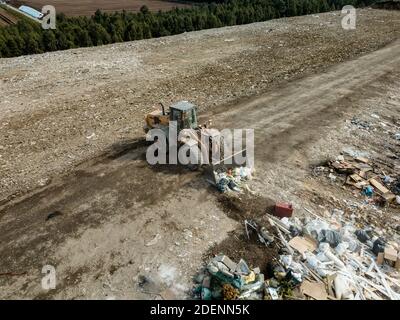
<box><xmin>9</xmin><ymin>0</ymin><xmax>191</xmax><ymax>17</ymax></box>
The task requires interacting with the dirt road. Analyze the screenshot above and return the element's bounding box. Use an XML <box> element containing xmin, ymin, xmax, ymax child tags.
<box><xmin>2</xmin><ymin>9</ymin><xmax>400</xmax><ymax>206</ymax></box>
<box><xmin>213</xmin><ymin>39</ymin><xmax>400</xmax><ymax>161</ymax></box>
<box><xmin>1</xmin><ymin>34</ymin><xmax>399</xmax><ymax>299</ymax></box>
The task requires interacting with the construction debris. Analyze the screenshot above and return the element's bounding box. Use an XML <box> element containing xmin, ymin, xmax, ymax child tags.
<box><xmin>316</xmin><ymin>154</ymin><xmax>399</xmax><ymax>206</ymax></box>
<box><xmin>195</xmin><ymin>202</ymin><xmax>400</xmax><ymax>300</ymax></box>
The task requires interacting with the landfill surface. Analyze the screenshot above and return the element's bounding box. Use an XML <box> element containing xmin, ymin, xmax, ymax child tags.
<box><xmin>0</xmin><ymin>9</ymin><xmax>400</xmax><ymax>299</ymax></box>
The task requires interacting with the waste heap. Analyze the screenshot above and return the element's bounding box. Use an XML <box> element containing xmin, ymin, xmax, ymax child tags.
<box><xmin>194</xmin><ymin>255</ymin><xmax>265</xmax><ymax>300</ymax></box>
<box><xmin>197</xmin><ymin>205</ymin><xmax>400</xmax><ymax>300</ymax></box>
<box><xmin>314</xmin><ymin>154</ymin><xmax>399</xmax><ymax>205</ymax></box>
<box><xmin>265</xmin><ymin>207</ymin><xmax>400</xmax><ymax>300</ymax></box>
<box><xmin>213</xmin><ymin>166</ymin><xmax>253</xmax><ymax>193</ymax></box>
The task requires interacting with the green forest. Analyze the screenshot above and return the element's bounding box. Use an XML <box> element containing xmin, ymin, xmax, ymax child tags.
<box><xmin>0</xmin><ymin>0</ymin><xmax>373</xmax><ymax>58</ymax></box>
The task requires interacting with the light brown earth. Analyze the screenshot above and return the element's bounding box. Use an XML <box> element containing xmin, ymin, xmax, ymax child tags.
<box><xmin>0</xmin><ymin>6</ymin><xmax>19</xmax><ymax>26</ymax></box>
<box><xmin>0</xmin><ymin>9</ymin><xmax>400</xmax><ymax>299</ymax></box>
<box><xmin>9</xmin><ymin>0</ymin><xmax>191</xmax><ymax>16</ymax></box>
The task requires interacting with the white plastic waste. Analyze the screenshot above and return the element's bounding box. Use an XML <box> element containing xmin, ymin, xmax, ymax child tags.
<box><xmin>319</xmin><ymin>243</ymin><xmax>345</xmax><ymax>269</ymax></box>
<box><xmin>335</xmin><ymin>242</ymin><xmax>349</xmax><ymax>256</ymax></box>
<box><xmin>239</xmin><ymin>167</ymin><xmax>253</xmax><ymax>180</ymax></box>
<box><xmin>303</xmin><ymin>219</ymin><xmax>330</xmax><ymax>239</ymax></box>
<box><xmin>334</xmin><ymin>274</ymin><xmax>355</xmax><ymax>300</ymax></box>
<box><xmin>305</xmin><ymin>252</ymin><xmax>329</xmax><ymax>277</ymax></box>
<box><xmin>279</xmin><ymin>255</ymin><xmax>293</xmax><ymax>269</ymax></box>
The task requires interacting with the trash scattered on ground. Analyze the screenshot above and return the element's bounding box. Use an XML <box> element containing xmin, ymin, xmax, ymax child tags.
<box><xmin>313</xmin><ymin>154</ymin><xmax>399</xmax><ymax>206</ymax></box>
<box><xmin>212</xmin><ymin>167</ymin><xmax>254</xmax><ymax>193</ymax></box>
<box><xmin>194</xmin><ymin>255</ymin><xmax>265</xmax><ymax>300</ymax></box>
<box><xmin>351</xmin><ymin>117</ymin><xmax>372</xmax><ymax>131</ymax></box>
<box><xmin>195</xmin><ymin>201</ymin><xmax>400</xmax><ymax>300</ymax></box>
<box><xmin>274</xmin><ymin>202</ymin><xmax>294</xmax><ymax>218</ymax></box>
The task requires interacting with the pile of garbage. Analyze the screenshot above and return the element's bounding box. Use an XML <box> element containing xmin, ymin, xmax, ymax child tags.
<box><xmin>212</xmin><ymin>167</ymin><xmax>253</xmax><ymax>193</ymax></box>
<box><xmin>266</xmin><ymin>208</ymin><xmax>400</xmax><ymax>300</ymax></box>
<box><xmin>194</xmin><ymin>255</ymin><xmax>265</xmax><ymax>300</ymax></box>
<box><xmin>315</xmin><ymin>154</ymin><xmax>399</xmax><ymax>205</ymax></box>
<box><xmin>197</xmin><ymin>206</ymin><xmax>400</xmax><ymax>300</ymax></box>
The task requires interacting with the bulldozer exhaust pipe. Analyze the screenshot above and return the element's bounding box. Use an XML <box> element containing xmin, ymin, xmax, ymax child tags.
<box><xmin>160</xmin><ymin>103</ymin><xmax>166</xmax><ymax>116</ymax></box>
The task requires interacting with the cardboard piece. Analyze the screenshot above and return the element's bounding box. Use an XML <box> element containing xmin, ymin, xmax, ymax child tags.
<box><xmin>288</xmin><ymin>236</ymin><xmax>317</xmax><ymax>254</ymax></box>
<box><xmin>300</xmin><ymin>281</ymin><xmax>328</xmax><ymax>300</ymax></box>
<box><xmin>354</xmin><ymin>163</ymin><xmax>373</xmax><ymax>171</ymax></box>
<box><xmin>326</xmin><ymin>274</ymin><xmax>336</xmax><ymax>297</ymax></box>
<box><xmin>377</xmin><ymin>252</ymin><xmax>384</xmax><ymax>265</ymax></box>
<box><xmin>384</xmin><ymin>247</ymin><xmax>398</xmax><ymax>262</ymax></box>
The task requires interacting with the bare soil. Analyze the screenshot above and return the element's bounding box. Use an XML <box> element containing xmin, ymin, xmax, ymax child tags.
<box><xmin>0</xmin><ymin>9</ymin><xmax>400</xmax><ymax>299</ymax></box>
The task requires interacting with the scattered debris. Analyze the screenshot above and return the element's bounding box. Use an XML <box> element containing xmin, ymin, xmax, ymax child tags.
<box><xmin>274</xmin><ymin>202</ymin><xmax>294</xmax><ymax>218</ymax></box>
<box><xmin>319</xmin><ymin>154</ymin><xmax>399</xmax><ymax>205</ymax></box>
<box><xmin>212</xmin><ymin>167</ymin><xmax>253</xmax><ymax>193</ymax></box>
<box><xmin>194</xmin><ymin>254</ymin><xmax>265</xmax><ymax>300</ymax></box>
<box><xmin>300</xmin><ymin>280</ymin><xmax>328</xmax><ymax>300</ymax></box>
<box><xmin>195</xmin><ymin>199</ymin><xmax>400</xmax><ymax>300</ymax></box>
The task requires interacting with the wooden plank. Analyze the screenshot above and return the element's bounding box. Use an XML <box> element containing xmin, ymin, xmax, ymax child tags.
<box><xmin>355</xmin><ymin>157</ymin><xmax>370</xmax><ymax>164</ymax></box>
<box><xmin>382</xmin><ymin>192</ymin><xmax>396</xmax><ymax>203</ymax></box>
<box><xmin>369</xmin><ymin>178</ymin><xmax>390</xmax><ymax>194</ymax></box>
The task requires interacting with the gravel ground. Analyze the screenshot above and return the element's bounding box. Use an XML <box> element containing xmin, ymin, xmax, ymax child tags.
<box><xmin>1</xmin><ymin>9</ymin><xmax>400</xmax><ymax>204</ymax></box>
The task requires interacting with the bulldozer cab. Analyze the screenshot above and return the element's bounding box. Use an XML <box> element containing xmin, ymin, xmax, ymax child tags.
<box><xmin>170</xmin><ymin>101</ymin><xmax>198</xmax><ymax>131</ymax></box>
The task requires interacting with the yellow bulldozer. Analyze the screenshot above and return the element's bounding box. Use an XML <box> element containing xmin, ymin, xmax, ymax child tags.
<box><xmin>144</xmin><ymin>101</ymin><xmax>217</xmax><ymax>169</ymax></box>
<box><xmin>144</xmin><ymin>101</ymin><xmax>247</xmax><ymax>172</ymax></box>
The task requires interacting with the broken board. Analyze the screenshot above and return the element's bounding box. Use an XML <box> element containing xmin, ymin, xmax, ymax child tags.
<box><xmin>288</xmin><ymin>236</ymin><xmax>317</xmax><ymax>254</ymax></box>
<box><xmin>300</xmin><ymin>281</ymin><xmax>328</xmax><ymax>300</ymax></box>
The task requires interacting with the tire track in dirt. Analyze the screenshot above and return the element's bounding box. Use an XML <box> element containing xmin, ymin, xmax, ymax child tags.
<box><xmin>1</xmin><ymin>40</ymin><xmax>400</xmax><ymax>298</ymax></box>
<box><xmin>211</xmin><ymin>40</ymin><xmax>400</xmax><ymax>163</ymax></box>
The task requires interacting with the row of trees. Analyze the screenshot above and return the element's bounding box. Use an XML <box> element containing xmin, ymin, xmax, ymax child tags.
<box><xmin>0</xmin><ymin>0</ymin><xmax>373</xmax><ymax>58</ymax></box>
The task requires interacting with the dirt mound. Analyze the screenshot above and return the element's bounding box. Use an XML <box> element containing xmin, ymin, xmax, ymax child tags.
<box><xmin>206</xmin><ymin>192</ymin><xmax>278</xmax><ymax>274</ymax></box>
<box><xmin>216</xmin><ymin>192</ymin><xmax>275</xmax><ymax>221</ymax></box>
<box><xmin>205</xmin><ymin>228</ymin><xmax>279</xmax><ymax>274</ymax></box>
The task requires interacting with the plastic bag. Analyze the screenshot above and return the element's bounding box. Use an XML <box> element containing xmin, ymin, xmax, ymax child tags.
<box><xmin>303</xmin><ymin>219</ymin><xmax>330</xmax><ymax>240</ymax></box>
<box><xmin>319</xmin><ymin>230</ymin><xmax>341</xmax><ymax>248</ymax></box>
